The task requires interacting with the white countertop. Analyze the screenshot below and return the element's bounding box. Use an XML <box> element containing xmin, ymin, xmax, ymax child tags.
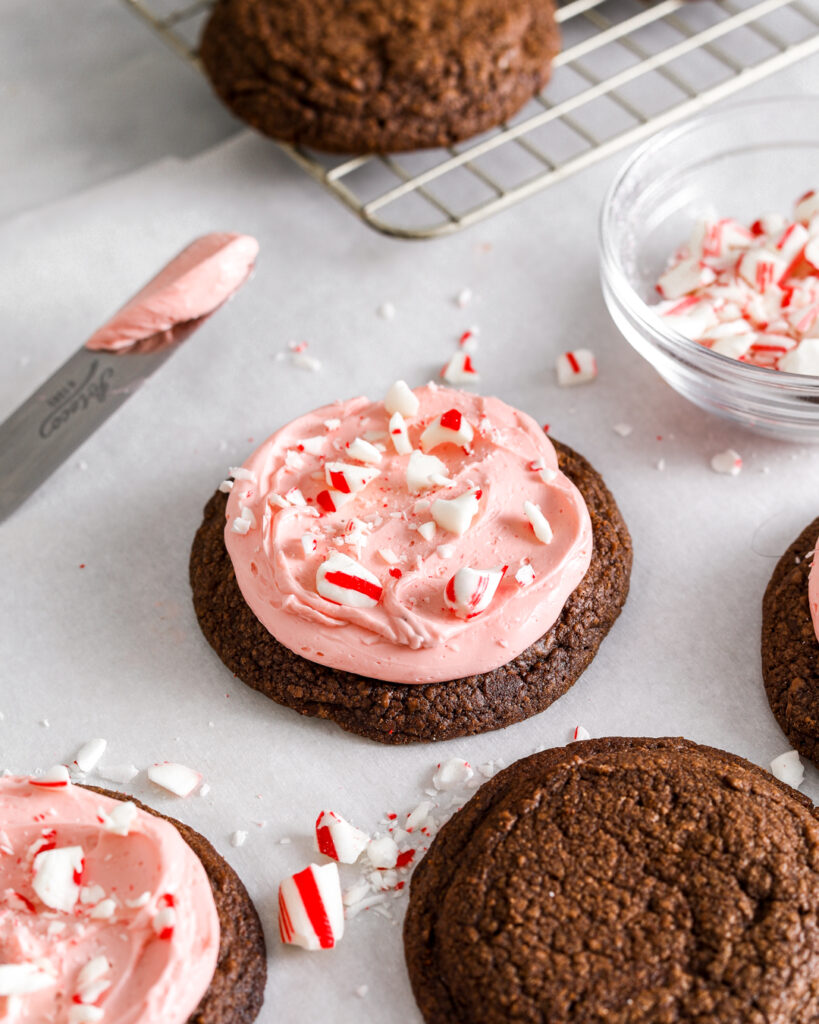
<box><xmin>2</xmin><ymin>3</ymin><xmax>819</xmax><ymax>1022</ymax></box>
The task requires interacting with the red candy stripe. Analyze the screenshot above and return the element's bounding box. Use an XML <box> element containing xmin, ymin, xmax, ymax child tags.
<box><xmin>328</xmin><ymin>471</ymin><xmax>351</xmax><ymax>494</ymax></box>
<box><xmin>315</xmin><ymin>814</ymin><xmax>339</xmax><ymax>861</ymax></box>
<box><xmin>439</xmin><ymin>409</ymin><xmax>462</xmax><ymax>431</ymax></box>
<box><xmin>323</xmin><ymin>571</ymin><xmax>382</xmax><ymax>602</ymax></box>
<box><xmin>566</xmin><ymin>351</ymin><xmax>581</xmax><ymax>374</ymax></box>
<box><xmin>292</xmin><ymin>867</ymin><xmax>335</xmax><ymax>950</ymax></box>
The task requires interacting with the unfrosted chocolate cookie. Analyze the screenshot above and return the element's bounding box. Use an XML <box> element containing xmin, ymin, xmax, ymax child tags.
<box><xmin>86</xmin><ymin>788</ymin><xmax>266</xmax><ymax>1024</ymax></box>
<box><xmin>189</xmin><ymin>439</ymin><xmax>632</xmax><ymax>744</ymax></box>
<box><xmin>404</xmin><ymin>736</ymin><xmax>819</xmax><ymax>1024</ymax></box>
<box><xmin>199</xmin><ymin>0</ymin><xmax>560</xmax><ymax>153</ymax></box>
<box><xmin>761</xmin><ymin>516</ymin><xmax>819</xmax><ymax>766</ymax></box>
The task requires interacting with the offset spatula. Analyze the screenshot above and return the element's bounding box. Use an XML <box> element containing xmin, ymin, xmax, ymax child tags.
<box><xmin>0</xmin><ymin>233</ymin><xmax>258</xmax><ymax>524</ymax></box>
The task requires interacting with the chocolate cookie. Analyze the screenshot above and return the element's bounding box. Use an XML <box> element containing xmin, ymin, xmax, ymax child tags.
<box><xmin>404</xmin><ymin>736</ymin><xmax>819</xmax><ymax>1024</ymax></box>
<box><xmin>199</xmin><ymin>0</ymin><xmax>561</xmax><ymax>154</ymax></box>
<box><xmin>189</xmin><ymin>439</ymin><xmax>632</xmax><ymax>744</ymax></box>
<box><xmin>761</xmin><ymin>516</ymin><xmax>819</xmax><ymax>766</ymax></box>
<box><xmin>86</xmin><ymin>787</ymin><xmax>267</xmax><ymax>1024</ymax></box>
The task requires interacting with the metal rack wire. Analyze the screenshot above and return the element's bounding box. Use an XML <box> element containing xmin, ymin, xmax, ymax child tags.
<box><xmin>122</xmin><ymin>0</ymin><xmax>819</xmax><ymax>238</ymax></box>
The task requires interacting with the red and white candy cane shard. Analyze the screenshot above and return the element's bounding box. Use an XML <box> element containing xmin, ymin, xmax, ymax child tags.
<box><xmin>384</xmin><ymin>379</ymin><xmax>419</xmax><ymax>418</ymax></box>
<box><xmin>774</xmin><ymin>222</ymin><xmax>809</xmax><ymax>267</ymax></box>
<box><xmin>73</xmin><ymin>739</ymin><xmax>107</xmax><ymax>775</ymax></box>
<box><xmin>0</xmin><ymin>962</ymin><xmax>56</xmax><ymax>996</ymax></box>
<box><xmin>515</xmin><ymin>563</ymin><xmax>536</xmax><ymax>587</ymax></box>
<box><xmin>778</xmin><ymin>338</ymin><xmax>819</xmax><ymax>374</ymax></box>
<box><xmin>442</xmin><ymin>351</ymin><xmax>480</xmax><ymax>384</ymax></box>
<box><xmin>324</xmin><ymin>461</ymin><xmax>380</xmax><ymax>495</ymax></box>
<box><xmin>661</xmin><ymin>300</ymin><xmax>719</xmax><ymax>341</ymax></box>
<box><xmin>444</xmin><ymin>566</ymin><xmax>505</xmax><ymax>618</ymax></box>
<box><xmin>317</xmin><ymin>552</ymin><xmax>383</xmax><ymax>608</ymax></box>
<box><xmin>147</xmin><ymin>762</ymin><xmax>202</xmax><ymax>798</ymax></box>
<box><xmin>406</xmin><ymin>451</ymin><xmax>450</xmax><ymax>493</ymax></box>
<box><xmin>101</xmin><ymin>800</ymin><xmax>138</xmax><ymax>836</ymax></box>
<box><xmin>389</xmin><ymin>411</ymin><xmax>413</xmax><ymax>455</ymax></box>
<box><xmin>690</xmin><ymin>219</ymin><xmax>752</xmax><ymax>260</ymax></box>
<box><xmin>75</xmin><ymin>955</ymin><xmax>111</xmax><ymax>1005</ymax></box>
<box><xmin>315</xmin><ymin>488</ymin><xmax>354</xmax><ymax>514</ymax></box>
<box><xmin>524</xmin><ymin>500</ymin><xmax>554</xmax><ymax>544</ymax></box>
<box><xmin>796</xmin><ymin>189</ymin><xmax>819</xmax><ymax>224</ymax></box>
<box><xmin>278</xmin><ymin>863</ymin><xmax>344</xmax><ymax>951</ymax></box>
<box><xmin>804</xmin><ymin>238</ymin><xmax>819</xmax><ymax>271</ymax></box>
<box><xmin>420</xmin><ymin>409</ymin><xmax>475</xmax><ymax>452</ymax></box>
<box><xmin>346</xmin><ymin>437</ymin><xmax>383</xmax><ymax>465</ymax></box>
<box><xmin>737</xmin><ymin>249</ymin><xmax>789</xmax><ymax>292</ymax></box>
<box><xmin>30</xmin><ymin>765</ymin><xmax>71</xmax><ymax>788</ymax></box>
<box><xmin>555</xmin><ymin>349</ymin><xmax>597</xmax><ymax>387</ymax></box>
<box><xmin>430</xmin><ymin>488</ymin><xmax>480</xmax><ymax>537</ymax></box>
<box><xmin>656</xmin><ymin>258</ymin><xmax>716</xmax><ymax>299</ymax></box>
<box><xmin>573</xmin><ymin>725</ymin><xmax>591</xmax><ymax>741</ymax></box>
<box><xmin>315</xmin><ymin>811</ymin><xmax>370</xmax><ymax>864</ymax></box>
<box><xmin>33</xmin><ymin>845</ymin><xmax>84</xmax><ymax>912</ymax></box>
<box><xmin>709</xmin><ymin>334</ymin><xmax>754</xmax><ymax>360</ymax></box>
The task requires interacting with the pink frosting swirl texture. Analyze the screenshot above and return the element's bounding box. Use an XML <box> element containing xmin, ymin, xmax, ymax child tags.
<box><xmin>810</xmin><ymin>534</ymin><xmax>819</xmax><ymax>643</ymax></box>
<box><xmin>0</xmin><ymin>777</ymin><xmax>219</xmax><ymax>1024</ymax></box>
<box><xmin>223</xmin><ymin>385</ymin><xmax>593</xmax><ymax>684</ymax></box>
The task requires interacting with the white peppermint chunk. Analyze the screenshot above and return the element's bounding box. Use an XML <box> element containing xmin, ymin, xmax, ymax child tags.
<box><xmin>102</xmin><ymin>801</ymin><xmax>138</xmax><ymax>836</ymax></box>
<box><xmin>73</xmin><ymin>739</ymin><xmax>107</xmax><ymax>774</ymax></box>
<box><xmin>406</xmin><ymin>451</ymin><xmax>449</xmax><ymax>493</ymax></box>
<box><xmin>433</xmin><ymin>758</ymin><xmax>474</xmax><ymax>791</ymax></box>
<box><xmin>148</xmin><ymin>762</ymin><xmax>202</xmax><ymax>797</ymax></box>
<box><xmin>388</xmin><ymin>411</ymin><xmax>412</xmax><ymax>455</ymax></box>
<box><xmin>0</xmin><ymin>963</ymin><xmax>56</xmax><ymax>996</ymax></box>
<box><xmin>417</xmin><ymin>521</ymin><xmax>436</xmax><ymax>542</ymax></box>
<box><xmin>89</xmin><ymin>899</ymin><xmax>117</xmax><ymax>920</ymax></box>
<box><xmin>515</xmin><ymin>564</ymin><xmax>536</xmax><ymax>587</ymax></box>
<box><xmin>69</xmin><ymin>1005</ymin><xmax>104</xmax><ymax>1023</ymax></box>
<box><xmin>769</xmin><ymin>750</ymin><xmax>805</xmax><ymax>789</ymax></box>
<box><xmin>710</xmin><ymin>449</ymin><xmax>742</xmax><ymax>476</ymax></box>
<box><xmin>444</xmin><ymin>566</ymin><xmax>504</xmax><ymax>618</ymax></box>
<box><xmin>656</xmin><ymin>258</ymin><xmax>716</xmax><ymax>299</ymax></box>
<box><xmin>231</xmin><ymin>830</ymin><xmax>248</xmax><ymax>848</ymax></box>
<box><xmin>384</xmin><ymin>380</ymin><xmax>419</xmax><ymax>418</ymax></box>
<box><xmin>33</xmin><ymin>846</ymin><xmax>84</xmax><ymax>912</ymax></box>
<box><xmin>524</xmin><ymin>501</ymin><xmax>554</xmax><ymax>544</ymax></box>
<box><xmin>778</xmin><ymin>338</ymin><xmax>819</xmax><ymax>375</ymax></box>
<box><xmin>431</xmin><ymin>489</ymin><xmax>480</xmax><ymax>536</ymax></box>
<box><xmin>346</xmin><ymin>437</ymin><xmax>383</xmax><ymax>465</ymax></box>
<box><xmin>366</xmin><ymin>836</ymin><xmax>399</xmax><ymax>869</ymax></box>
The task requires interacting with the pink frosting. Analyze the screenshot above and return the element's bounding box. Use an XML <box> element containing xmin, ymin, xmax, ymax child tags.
<box><xmin>223</xmin><ymin>385</ymin><xmax>593</xmax><ymax>684</ymax></box>
<box><xmin>0</xmin><ymin>776</ymin><xmax>219</xmax><ymax>1023</ymax></box>
<box><xmin>85</xmin><ymin>233</ymin><xmax>258</xmax><ymax>353</ymax></box>
<box><xmin>810</xmin><ymin>535</ymin><xmax>819</xmax><ymax>643</ymax></box>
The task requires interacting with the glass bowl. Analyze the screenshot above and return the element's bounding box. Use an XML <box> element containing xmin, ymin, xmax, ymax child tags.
<box><xmin>599</xmin><ymin>96</ymin><xmax>819</xmax><ymax>443</ymax></box>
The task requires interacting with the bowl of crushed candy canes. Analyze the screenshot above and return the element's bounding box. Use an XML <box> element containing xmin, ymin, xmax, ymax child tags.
<box><xmin>600</xmin><ymin>95</ymin><xmax>819</xmax><ymax>442</ymax></box>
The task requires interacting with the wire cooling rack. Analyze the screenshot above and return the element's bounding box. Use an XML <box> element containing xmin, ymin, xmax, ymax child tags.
<box><xmin>122</xmin><ymin>0</ymin><xmax>819</xmax><ymax>238</ymax></box>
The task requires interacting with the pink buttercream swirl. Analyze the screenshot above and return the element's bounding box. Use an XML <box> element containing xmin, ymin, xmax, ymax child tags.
<box><xmin>85</xmin><ymin>233</ymin><xmax>258</xmax><ymax>353</ymax></box>
<box><xmin>223</xmin><ymin>385</ymin><xmax>593</xmax><ymax>684</ymax></box>
<box><xmin>0</xmin><ymin>776</ymin><xmax>219</xmax><ymax>1024</ymax></box>
<box><xmin>810</xmin><ymin>534</ymin><xmax>819</xmax><ymax>643</ymax></box>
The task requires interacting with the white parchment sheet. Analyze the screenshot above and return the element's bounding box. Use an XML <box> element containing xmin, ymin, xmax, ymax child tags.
<box><xmin>1</xmin><ymin>80</ymin><xmax>818</xmax><ymax>1022</ymax></box>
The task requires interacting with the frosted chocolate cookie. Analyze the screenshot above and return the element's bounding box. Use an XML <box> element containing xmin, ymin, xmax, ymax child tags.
<box><xmin>199</xmin><ymin>0</ymin><xmax>561</xmax><ymax>153</ymax></box>
<box><xmin>190</xmin><ymin>383</ymin><xmax>631</xmax><ymax>743</ymax></box>
<box><xmin>0</xmin><ymin>772</ymin><xmax>266</xmax><ymax>1023</ymax></box>
<box><xmin>404</xmin><ymin>736</ymin><xmax>819</xmax><ymax>1024</ymax></box>
<box><xmin>762</xmin><ymin>515</ymin><xmax>819</xmax><ymax>766</ymax></box>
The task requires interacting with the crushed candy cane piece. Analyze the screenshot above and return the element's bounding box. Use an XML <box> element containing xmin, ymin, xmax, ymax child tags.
<box><xmin>316</xmin><ymin>489</ymin><xmax>354</xmax><ymax>514</ymax></box>
<box><xmin>279</xmin><ymin>863</ymin><xmax>344</xmax><ymax>950</ymax></box>
<box><xmin>515</xmin><ymin>564</ymin><xmax>536</xmax><ymax>587</ymax></box>
<box><xmin>69</xmin><ymin>1006</ymin><xmax>104</xmax><ymax>1024</ymax></box>
<box><xmin>431</xmin><ymin>489</ymin><xmax>480</xmax><ymax>536</ymax></box>
<box><xmin>710</xmin><ymin>449</ymin><xmax>742</xmax><ymax>476</ymax></box>
<box><xmin>433</xmin><ymin>758</ymin><xmax>473</xmax><ymax>791</ymax></box>
<box><xmin>442</xmin><ymin>352</ymin><xmax>479</xmax><ymax>384</ymax></box>
<box><xmin>147</xmin><ymin>762</ymin><xmax>202</xmax><ymax>798</ymax></box>
<box><xmin>73</xmin><ymin>739</ymin><xmax>107</xmax><ymax>774</ymax></box>
<box><xmin>420</xmin><ymin>409</ymin><xmax>474</xmax><ymax>453</ymax></box>
<box><xmin>573</xmin><ymin>725</ymin><xmax>591</xmax><ymax>741</ymax></box>
<box><xmin>231</xmin><ymin>830</ymin><xmax>248</xmax><ymax>848</ymax></box>
<box><xmin>315</xmin><ymin>811</ymin><xmax>370</xmax><ymax>863</ymax></box>
<box><xmin>384</xmin><ymin>380</ymin><xmax>419</xmax><ymax>418</ymax></box>
<box><xmin>388</xmin><ymin>411</ymin><xmax>412</xmax><ymax>455</ymax></box>
<box><xmin>218</xmin><ymin>479</ymin><xmax>234</xmax><ymax>493</ymax></box>
<box><xmin>378</xmin><ymin>302</ymin><xmax>396</xmax><ymax>320</ymax></box>
<box><xmin>444</xmin><ymin>566</ymin><xmax>505</xmax><ymax>618</ymax></box>
<box><xmin>613</xmin><ymin>423</ymin><xmax>632</xmax><ymax>437</ymax></box>
<box><xmin>555</xmin><ymin>349</ymin><xmax>597</xmax><ymax>387</ymax></box>
<box><xmin>33</xmin><ymin>845</ymin><xmax>84</xmax><ymax>912</ymax></box>
<box><xmin>0</xmin><ymin>963</ymin><xmax>56</xmax><ymax>996</ymax></box>
<box><xmin>101</xmin><ymin>801</ymin><xmax>138</xmax><ymax>836</ymax></box>
<box><xmin>324</xmin><ymin>462</ymin><xmax>380</xmax><ymax>495</ymax></box>
<box><xmin>76</xmin><ymin>955</ymin><xmax>111</xmax><ymax>1004</ymax></box>
<box><xmin>769</xmin><ymin>750</ymin><xmax>805</xmax><ymax>789</ymax></box>
<box><xmin>317</xmin><ymin>552</ymin><xmax>383</xmax><ymax>608</ymax></box>
<box><xmin>436</xmin><ymin>543</ymin><xmax>455</xmax><ymax>559</ymax></box>
<box><xmin>406</xmin><ymin>451</ymin><xmax>450</xmax><ymax>493</ymax></box>
<box><xmin>417</xmin><ymin>521</ymin><xmax>436</xmax><ymax>542</ymax></box>
<box><xmin>30</xmin><ymin>765</ymin><xmax>71</xmax><ymax>788</ymax></box>
<box><xmin>656</xmin><ymin>259</ymin><xmax>717</xmax><ymax>299</ymax></box>
<box><xmin>366</xmin><ymin>836</ymin><xmax>399</xmax><ymax>869</ymax></box>
<box><xmin>346</xmin><ymin>437</ymin><xmax>383</xmax><ymax>465</ymax></box>
<box><xmin>229</xmin><ymin>467</ymin><xmax>256</xmax><ymax>483</ymax></box>
<box><xmin>456</xmin><ymin>287</ymin><xmax>473</xmax><ymax>308</ymax></box>
<box><xmin>778</xmin><ymin>337</ymin><xmax>819</xmax><ymax>375</ymax></box>
<box><xmin>524</xmin><ymin>501</ymin><xmax>554</xmax><ymax>544</ymax></box>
